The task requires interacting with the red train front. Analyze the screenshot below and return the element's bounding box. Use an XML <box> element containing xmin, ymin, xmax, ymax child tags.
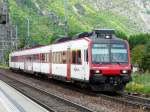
<box><xmin>87</xmin><ymin>29</ymin><xmax>132</xmax><ymax>91</ymax></box>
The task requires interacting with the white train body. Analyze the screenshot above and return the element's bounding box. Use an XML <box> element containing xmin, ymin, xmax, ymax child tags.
<box><xmin>9</xmin><ymin>38</ymin><xmax>90</xmax><ymax>82</ymax></box>
<box><xmin>9</xmin><ymin>29</ymin><xmax>132</xmax><ymax>91</ymax></box>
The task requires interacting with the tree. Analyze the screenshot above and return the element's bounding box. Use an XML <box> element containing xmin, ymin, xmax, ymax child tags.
<box><xmin>140</xmin><ymin>41</ymin><xmax>150</xmax><ymax>72</ymax></box>
<box><xmin>131</xmin><ymin>45</ymin><xmax>145</xmax><ymax>65</ymax></box>
<box><xmin>129</xmin><ymin>33</ymin><xmax>150</xmax><ymax>49</ymax></box>
<box><xmin>115</xmin><ymin>30</ymin><xmax>128</xmax><ymax>40</ymax></box>
<box><xmin>140</xmin><ymin>53</ymin><xmax>150</xmax><ymax>72</ymax></box>
<box><xmin>145</xmin><ymin>40</ymin><xmax>150</xmax><ymax>53</ymax></box>
<box><xmin>18</xmin><ymin>37</ymin><xmax>25</xmax><ymax>49</ymax></box>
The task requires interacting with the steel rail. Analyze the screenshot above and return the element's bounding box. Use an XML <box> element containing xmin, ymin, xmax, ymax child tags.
<box><xmin>1</xmin><ymin>71</ymin><xmax>150</xmax><ymax>111</ymax></box>
<box><xmin>1</xmin><ymin>74</ymin><xmax>95</xmax><ymax>112</ymax></box>
<box><xmin>96</xmin><ymin>93</ymin><xmax>150</xmax><ymax>110</ymax></box>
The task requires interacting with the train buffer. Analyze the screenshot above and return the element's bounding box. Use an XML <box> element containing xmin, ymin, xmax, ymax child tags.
<box><xmin>0</xmin><ymin>80</ymin><xmax>49</xmax><ymax>112</ymax></box>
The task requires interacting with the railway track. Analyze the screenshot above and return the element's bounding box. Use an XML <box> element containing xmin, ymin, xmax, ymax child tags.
<box><xmin>64</xmin><ymin>83</ymin><xmax>150</xmax><ymax>111</ymax></box>
<box><xmin>42</xmin><ymin>74</ymin><xmax>150</xmax><ymax>111</ymax></box>
<box><xmin>123</xmin><ymin>93</ymin><xmax>150</xmax><ymax>109</ymax></box>
<box><xmin>48</xmin><ymin>76</ymin><xmax>150</xmax><ymax>111</ymax></box>
<box><xmin>60</xmin><ymin>83</ymin><xmax>150</xmax><ymax>111</ymax></box>
<box><xmin>96</xmin><ymin>93</ymin><xmax>150</xmax><ymax>111</ymax></box>
<box><xmin>0</xmin><ymin>74</ymin><xmax>95</xmax><ymax>112</ymax></box>
<box><xmin>0</xmin><ymin>70</ymin><xmax>150</xmax><ymax>112</ymax></box>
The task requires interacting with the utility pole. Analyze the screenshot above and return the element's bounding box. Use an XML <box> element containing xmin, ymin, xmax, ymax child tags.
<box><xmin>27</xmin><ymin>18</ymin><xmax>30</xmax><ymax>38</ymax></box>
<box><xmin>26</xmin><ymin>18</ymin><xmax>30</xmax><ymax>48</ymax></box>
<box><xmin>15</xmin><ymin>25</ymin><xmax>18</xmax><ymax>50</ymax></box>
<box><xmin>64</xmin><ymin>0</ymin><xmax>69</xmax><ymax>36</ymax></box>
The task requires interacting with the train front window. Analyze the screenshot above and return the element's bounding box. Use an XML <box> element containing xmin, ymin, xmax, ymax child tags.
<box><xmin>92</xmin><ymin>43</ymin><xmax>128</xmax><ymax>64</ymax></box>
<box><xmin>92</xmin><ymin>44</ymin><xmax>109</xmax><ymax>64</ymax></box>
<box><xmin>111</xmin><ymin>44</ymin><xmax>128</xmax><ymax>64</ymax></box>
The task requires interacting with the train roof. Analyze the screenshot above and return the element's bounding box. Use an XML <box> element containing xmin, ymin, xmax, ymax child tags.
<box><xmin>11</xmin><ymin>29</ymin><xmax>125</xmax><ymax>54</ymax></box>
<box><xmin>94</xmin><ymin>29</ymin><xmax>115</xmax><ymax>34</ymax></box>
<box><xmin>54</xmin><ymin>29</ymin><xmax>116</xmax><ymax>44</ymax></box>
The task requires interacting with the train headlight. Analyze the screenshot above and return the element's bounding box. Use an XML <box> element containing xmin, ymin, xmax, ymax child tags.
<box><xmin>94</xmin><ymin>70</ymin><xmax>102</xmax><ymax>74</ymax></box>
<box><xmin>105</xmin><ymin>35</ymin><xmax>112</xmax><ymax>39</ymax></box>
<box><xmin>95</xmin><ymin>70</ymin><xmax>100</xmax><ymax>73</ymax></box>
<box><xmin>122</xmin><ymin>70</ymin><xmax>128</xmax><ymax>74</ymax></box>
<box><xmin>105</xmin><ymin>35</ymin><xmax>110</xmax><ymax>39</ymax></box>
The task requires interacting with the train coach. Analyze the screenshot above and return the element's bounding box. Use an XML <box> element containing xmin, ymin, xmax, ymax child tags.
<box><xmin>9</xmin><ymin>29</ymin><xmax>132</xmax><ymax>92</ymax></box>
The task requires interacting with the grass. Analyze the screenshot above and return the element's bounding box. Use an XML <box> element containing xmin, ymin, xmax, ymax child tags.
<box><xmin>126</xmin><ymin>73</ymin><xmax>150</xmax><ymax>94</ymax></box>
<box><xmin>0</xmin><ymin>64</ymin><xmax>9</xmax><ymax>69</ymax></box>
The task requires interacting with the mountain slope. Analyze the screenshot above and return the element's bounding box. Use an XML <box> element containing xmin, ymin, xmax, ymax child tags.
<box><xmin>8</xmin><ymin>0</ymin><xmax>150</xmax><ymax>45</ymax></box>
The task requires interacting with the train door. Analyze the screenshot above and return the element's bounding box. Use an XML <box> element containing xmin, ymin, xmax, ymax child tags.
<box><xmin>67</xmin><ymin>48</ymin><xmax>71</xmax><ymax>81</ymax></box>
<box><xmin>24</xmin><ymin>56</ymin><xmax>33</xmax><ymax>71</ymax></box>
<box><xmin>49</xmin><ymin>50</ymin><xmax>52</xmax><ymax>78</ymax></box>
<box><xmin>71</xmin><ymin>49</ymin><xmax>84</xmax><ymax>80</ymax></box>
<box><xmin>83</xmin><ymin>49</ymin><xmax>89</xmax><ymax>81</ymax></box>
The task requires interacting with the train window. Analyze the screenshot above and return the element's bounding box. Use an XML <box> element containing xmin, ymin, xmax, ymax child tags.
<box><xmin>72</xmin><ymin>50</ymin><xmax>76</xmax><ymax>64</ymax></box>
<box><xmin>50</xmin><ymin>52</ymin><xmax>65</xmax><ymax>64</ymax></box>
<box><xmin>11</xmin><ymin>57</ymin><xmax>13</xmax><ymax>62</ymax></box>
<box><xmin>11</xmin><ymin>56</ymin><xmax>15</xmax><ymax>62</ymax></box>
<box><xmin>63</xmin><ymin>51</ymin><xmax>66</xmax><ymax>55</ymax></box>
<box><xmin>54</xmin><ymin>52</ymin><xmax>56</xmax><ymax>63</ymax></box>
<box><xmin>52</xmin><ymin>52</ymin><xmax>55</xmax><ymax>63</ymax></box>
<box><xmin>29</xmin><ymin>56</ymin><xmax>32</xmax><ymax>62</ymax></box>
<box><xmin>59</xmin><ymin>52</ymin><xmax>61</xmax><ymax>63</ymax></box>
<box><xmin>60</xmin><ymin>52</ymin><xmax>62</xmax><ymax>64</ymax></box>
<box><xmin>41</xmin><ymin>54</ymin><xmax>45</xmax><ymax>62</ymax></box>
<box><xmin>72</xmin><ymin>50</ymin><xmax>82</xmax><ymax>64</ymax></box>
<box><xmin>58</xmin><ymin>52</ymin><xmax>61</xmax><ymax>64</ymax></box>
<box><xmin>54</xmin><ymin>52</ymin><xmax>57</xmax><ymax>63</ymax></box>
<box><xmin>35</xmin><ymin>54</ymin><xmax>39</xmax><ymax>62</ymax></box>
<box><xmin>44</xmin><ymin>54</ymin><xmax>47</xmax><ymax>63</ymax></box>
<box><xmin>84</xmin><ymin>49</ymin><xmax>88</xmax><ymax>62</ymax></box>
<box><xmin>49</xmin><ymin>52</ymin><xmax>52</xmax><ymax>63</ymax></box>
<box><xmin>62</xmin><ymin>51</ymin><xmax>66</xmax><ymax>64</ymax></box>
<box><xmin>52</xmin><ymin>53</ymin><xmax>54</xmax><ymax>63</ymax></box>
<box><xmin>56</xmin><ymin>52</ymin><xmax>58</xmax><ymax>64</ymax></box>
<box><xmin>33</xmin><ymin>55</ymin><xmax>36</xmax><ymax>61</ymax></box>
<box><xmin>77</xmin><ymin>50</ymin><xmax>81</xmax><ymax>64</ymax></box>
<box><xmin>56</xmin><ymin>52</ymin><xmax>59</xmax><ymax>64</ymax></box>
<box><xmin>46</xmin><ymin>53</ymin><xmax>49</xmax><ymax>63</ymax></box>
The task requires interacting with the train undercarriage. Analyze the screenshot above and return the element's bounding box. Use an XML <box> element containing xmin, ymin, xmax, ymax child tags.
<box><xmin>90</xmin><ymin>75</ymin><xmax>132</xmax><ymax>91</ymax></box>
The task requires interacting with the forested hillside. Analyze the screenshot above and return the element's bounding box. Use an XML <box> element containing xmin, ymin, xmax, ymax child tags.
<box><xmin>8</xmin><ymin>0</ymin><xmax>150</xmax><ymax>45</ymax></box>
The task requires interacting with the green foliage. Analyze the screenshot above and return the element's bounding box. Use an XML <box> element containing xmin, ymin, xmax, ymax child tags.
<box><xmin>3</xmin><ymin>51</ymin><xmax>10</xmax><ymax>65</ymax></box>
<box><xmin>129</xmin><ymin>33</ymin><xmax>150</xmax><ymax>49</ymax></box>
<box><xmin>126</xmin><ymin>73</ymin><xmax>150</xmax><ymax>94</ymax></box>
<box><xmin>145</xmin><ymin>40</ymin><xmax>150</xmax><ymax>53</ymax></box>
<box><xmin>131</xmin><ymin>45</ymin><xmax>145</xmax><ymax>64</ymax></box>
<box><xmin>8</xmin><ymin>0</ymin><xmax>145</xmax><ymax>45</ymax></box>
<box><xmin>140</xmin><ymin>53</ymin><xmax>150</xmax><ymax>72</ymax></box>
<box><xmin>140</xmin><ymin>42</ymin><xmax>150</xmax><ymax>72</ymax></box>
<box><xmin>129</xmin><ymin>34</ymin><xmax>150</xmax><ymax>72</ymax></box>
<box><xmin>0</xmin><ymin>63</ymin><xmax>9</xmax><ymax>69</ymax></box>
<box><xmin>115</xmin><ymin>30</ymin><xmax>128</xmax><ymax>40</ymax></box>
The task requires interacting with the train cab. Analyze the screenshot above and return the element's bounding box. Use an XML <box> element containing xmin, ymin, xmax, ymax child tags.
<box><xmin>88</xmin><ymin>29</ymin><xmax>132</xmax><ymax>91</ymax></box>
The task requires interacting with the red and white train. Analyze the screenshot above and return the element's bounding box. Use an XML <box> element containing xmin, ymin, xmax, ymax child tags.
<box><xmin>9</xmin><ymin>29</ymin><xmax>132</xmax><ymax>91</ymax></box>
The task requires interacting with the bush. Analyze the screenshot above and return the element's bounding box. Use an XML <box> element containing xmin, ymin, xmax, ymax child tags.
<box><xmin>126</xmin><ymin>82</ymin><xmax>144</xmax><ymax>92</ymax></box>
<box><xmin>140</xmin><ymin>53</ymin><xmax>150</xmax><ymax>72</ymax></box>
<box><xmin>131</xmin><ymin>45</ymin><xmax>145</xmax><ymax>65</ymax></box>
<box><xmin>115</xmin><ymin>30</ymin><xmax>128</xmax><ymax>40</ymax></box>
<box><xmin>129</xmin><ymin>33</ymin><xmax>150</xmax><ymax>49</ymax></box>
<box><xmin>140</xmin><ymin>41</ymin><xmax>150</xmax><ymax>72</ymax></box>
<box><xmin>145</xmin><ymin>40</ymin><xmax>150</xmax><ymax>53</ymax></box>
<box><xmin>126</xmin><ymin>73</ymin><xmax>150</xmax><ymax>94</ymax></box>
